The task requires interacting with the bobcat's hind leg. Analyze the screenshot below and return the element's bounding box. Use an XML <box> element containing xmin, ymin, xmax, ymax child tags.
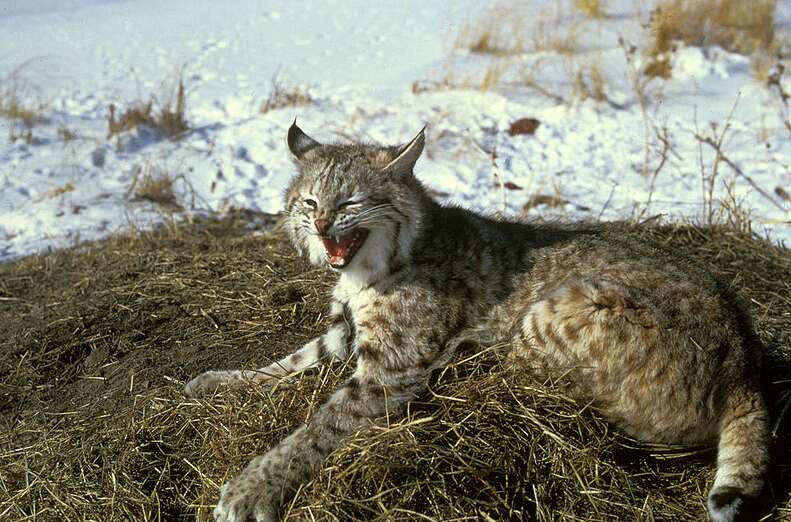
<box><xmin>511</xmin><ymin>277</ymin><xmax>653</xmax><ymax>371</ymax></box>
<box><xmin>508</xmin><ymin>276</ymin><xmax>665</xmax><ymax>422</ymax></box>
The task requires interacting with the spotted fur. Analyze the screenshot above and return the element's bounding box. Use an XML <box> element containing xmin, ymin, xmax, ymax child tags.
<box><xmin>185</xmin><ymin>122</ymin><xmax>769</xmax><ymax>522</ymax></box>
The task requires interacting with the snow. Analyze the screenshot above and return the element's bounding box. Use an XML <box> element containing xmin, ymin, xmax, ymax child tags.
<box><xmin>1</xmin><ymin>0</ymin><xmax>789</xmax><ymax>262</ymax></box>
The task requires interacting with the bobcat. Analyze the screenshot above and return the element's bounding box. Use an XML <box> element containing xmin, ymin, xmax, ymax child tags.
<box><xmin>185</xmin><ymin>122</ymin><xmax>769</xmax><ymax>522</ymax></box>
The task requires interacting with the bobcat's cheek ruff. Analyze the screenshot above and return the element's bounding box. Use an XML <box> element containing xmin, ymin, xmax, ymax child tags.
<box><xmin>321</xmin><ymin>228</ymin><xmax>369</xmax><ymax>268</ymax></box>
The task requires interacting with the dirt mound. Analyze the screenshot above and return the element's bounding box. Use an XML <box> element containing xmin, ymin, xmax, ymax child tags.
<box><xmin>1</xmin><ymin>214</ymin><xmax>789</xmax><ymax>521</ymax></box>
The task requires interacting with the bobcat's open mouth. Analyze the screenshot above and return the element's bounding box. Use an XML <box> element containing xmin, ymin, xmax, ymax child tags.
<box><xmin>321</xmin><ymin>229</ymin><xmax>369</xmax><ymax>269</ymax></box>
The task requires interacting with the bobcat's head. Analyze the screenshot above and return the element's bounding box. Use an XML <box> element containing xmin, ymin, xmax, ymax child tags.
<box><xmin>283</xmin><ymin>121</ymin><xmax>428</xmax><ymax>285</ymax></box>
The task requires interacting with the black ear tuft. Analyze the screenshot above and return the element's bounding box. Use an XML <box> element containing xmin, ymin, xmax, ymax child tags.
<box><xmin>381</xmin><ymin>126</ymin><xmax>426</xmax><ymax>175</ymax></box>
<box><xmin>287</xmin><ymin>119</ymin><xmax>321</xmax><ymax>159</ymax></box>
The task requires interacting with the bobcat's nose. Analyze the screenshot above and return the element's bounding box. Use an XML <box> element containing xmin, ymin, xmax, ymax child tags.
<box><xmin>314</xmin><ymin>218</ymin><xmax>333</xmax><ymax>236</ymax></box>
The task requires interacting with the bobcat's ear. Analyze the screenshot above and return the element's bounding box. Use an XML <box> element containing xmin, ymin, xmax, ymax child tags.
<box><xmin>287</xmin><ymin>120</ymin><xmax>321</xmax><ymax>160</ymax></box>
<box><xmin>382</xmin><ymin>126</ymin><xmax>425</xmax><ymax>175</ymax></box>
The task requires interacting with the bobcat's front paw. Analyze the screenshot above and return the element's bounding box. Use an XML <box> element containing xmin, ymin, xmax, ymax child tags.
<box><xmin>184</xmin><ymin>370</ymin><xmax>237</xmax><ymax>397</ymax></box>
<box><xmin>213</xmin><ymin>471</ymin><xmax>278</xmax><ymax>522</ymax></box>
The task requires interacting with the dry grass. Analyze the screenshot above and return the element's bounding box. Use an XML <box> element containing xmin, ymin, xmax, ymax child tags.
<box><xmin>646</xmin><ymin>0</ymin><xmax>778</xmax><ymax>78</ymax></box>
<box><xmin>0</xmin><ymin>93</ymin><xmax>44</xmax><ymax>127</ymax></box>
<box><xmin>478</xmin><ymin>59</ymin><xmax>512</xmax><ymax>91</ymax></box>
<box><xmin>0</xmin><ymin>62</ymin><xmax>48</xmax><ymax>143</ymax></box>
<box><xmin>643</xmin><ymin>52</ymin><xmax>673</xmax><ymax>80</ymax></box>
<box><xmin>412</xmin><ymin>59</ymin><xmax>510</xmax><ymax>95</ymax></box>
<box><xmin>454</xmin><ymin>2</ymin><xmax>583</xmax><ymax>56</ymax></box>
<box><xmin>751</xmin><ymin>52</ymin><xmax>777</xmax><ymax>83</ymax></box>
<box><xmin>574</xmin><ymin>0</ymin><xmax>607</xmax><ymax>19</ymax></box>
<box><xmin>522</xmin><ymin>193</ymin><xmax>571</xmax><ymax>214</ymax></box>
<box><xmin>41</xmin><ymin>182</ymin><xmax>75</xmax><ymax>200</ymax></box>
<box><xmin>260</xmin><ymin>74</ymin><xmax>313</xmax><ymax>114</ymax></box>
<box><xmin>531</xmin><ymin>16</ymin><xmax>580</xmax><ymax>56</ymax></box>
<box><xmin>129</xmin><ymin>164</ymin><xmax>181</xmax><ymax>209</ymax></box>
<box><xmin>107</xmin><ymin>76</ymin><xmax>188</xmax><ymax>139</ymax></box>
<box><xmin>453</xmin><ymin>6</ymin><xmax>526</xmax><ymax>55</ymax></box>
<box><xmin>571</xmin><ymin>61</ymin><xmax>608</xmax><ymax>103</ymax></box>
<box><xmin>446</xmin><ymin>3</ymin><xmax>583</xmax><ymax>98</ymax></box>
<box><xmin>1</xmin><ymin>214</ymin><xmax>789</xmax><ymax>521</ymax></box>
<box><xmin>57</xmin><ymin>125</ymin><xmax>77</xmax><ymax>142</ymax></box>
<box><xmin>691</xmin><ymin>97</ymin><xmax>788</xmax><ymax>234</ymax></box>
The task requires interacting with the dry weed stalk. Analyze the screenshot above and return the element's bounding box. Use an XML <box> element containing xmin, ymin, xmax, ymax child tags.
<box><xmin>695</xmin><ymin>104</ymin><xmax>732</xmax><ymax>226</ymax></box>
<box><xmin>767</xmin><ymin>63</ymin><xmax>791</xmax><ymax>134</ymax></box>
<box><xmin>520</xmin><ymin>59</ymin><xmax>568</xmax><ymax>105</ymax></box>
<box><xmin>479</xmin><ymin>59</ymin><xmax>511</xmax><ymax>91</ymax></box>
<box><xmin>569</xmin><ymin>61</ymin><xmax>625</xmax><ymax>108</ymax></box>
<box><xmin>470</xmin><ymin>137</ymin><xmax>508</xmax><ymax>214</ymax></box>
<box><xmin>635</xmin><ymin>125</ymin><xmax>675</xmax><ymax>221</ymax></box>
<box><xmin>692</xmin><ymin>97</ymin><xmax>783</xmax><ymax>232</ymax></box>
<box><xmin>620</xmin><ymin>35</ymin><xmax>671</xmax><ymax>197</ymax></box>
<box><xmin>695</xmin><ymin>131</ymin><xmax>786</xmax><ymax>214</ymax></box>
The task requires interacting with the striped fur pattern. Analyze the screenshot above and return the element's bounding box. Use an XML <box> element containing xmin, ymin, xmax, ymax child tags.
<box><xmin>185</xmin><ymin>123</ymin><xmax>769</xmax><ymax>522</ymax></box>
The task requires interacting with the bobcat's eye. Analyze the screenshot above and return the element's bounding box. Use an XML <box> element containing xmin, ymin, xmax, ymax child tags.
<box><xmin>337</xmin><ymin>200</ymin><xmax>359</xmax><ymax>210</ymax></box>
<box><xmin>302</xmin><ymin>198</ymin><xmax>318</xmax><ymax>209</ymax></box>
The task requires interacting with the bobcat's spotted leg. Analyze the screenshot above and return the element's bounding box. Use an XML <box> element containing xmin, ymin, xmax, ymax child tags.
<box><xmin>212</xmin><ymin>284</ymin><xmax>454</xmax><ymax>522</ymax></box>
<box><xmin>184</xmin><ymin>300</ymin><xmax>352</xmax><ymax>397</ymax></box>
<box><xmin>212</xmin><ymin>370</ymin><xmax>425</xmax><ymax>522</ymax></box>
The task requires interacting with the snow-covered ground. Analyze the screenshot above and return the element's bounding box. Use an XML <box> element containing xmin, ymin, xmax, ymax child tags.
<box><xmin>1</xmin><ymin>0</ymin><xmax>790</xmax><ymax>262</ymax></box>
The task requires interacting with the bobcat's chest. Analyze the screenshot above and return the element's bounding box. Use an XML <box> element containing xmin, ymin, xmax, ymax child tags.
<box><xmin>336</xmin><ymin>279</ymin><xmax>431</xmax><ymax>367</ymax></box>
<box><xmin>334</xmin><ymin>282</ymin><xmax>380</xmax><ymax>353</ymax></box>
<box><xmin>345</xmin><ymin>288</ymin><xmax>389</xmax><ymax>354</ymax></box>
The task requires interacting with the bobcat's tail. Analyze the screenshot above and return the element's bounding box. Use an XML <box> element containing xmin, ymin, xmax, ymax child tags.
<box><xmin>707</xmin><ymin>388</ymin><xmax>770</xmax><ymax>522</ymax></box>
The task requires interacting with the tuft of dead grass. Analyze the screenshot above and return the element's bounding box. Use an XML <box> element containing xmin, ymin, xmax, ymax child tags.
<box><xmin>57</xmin><ymin>125</ymin><xmax>77</xmax><ymax>142</ymax></box>
<box><xmin>574</xmin><ymin>0</ymin><xmax>607</xmax><ymax>19</ymax></box>
<box><xmin>643</xmin><ymin>52</ymin><xmax>673</xmax><ymax>80</ymax></box>
<box><xmin>453</xmin><ymin>6</ymin><xmax>526</xmax><ymax>56</ymax></box>
<box><xmin>260</xmin><ymin>74</ymin><xmax>313</xmax><ymax>114</ymax></box>
<box><xmin>0</xmin><ymin>214</ymin><xmax>789</xmax><ymax>521</ymax></box>
<box><xmin>0</xmin><ymin>61</ymin><xmax>48</xmax><ymax>143</ymax></box>
<box><xmin>41</xmin><ymin>182</ymin><xmax>75</xmax><ymax>200</ymax></box>
<box><xmin>107</xmin><ymin>75</ymin><xmax>189</xmax><ymax>139</ymax></box>
<box><xmin>571</xmin><ymin>62</ymin><xmax>608</xmax><ymax>103</ymax></box>
<box><xmin>478</xmin><ymin>59</ymin><xmax>512</xmax><ymax>91</ymax></box>
<box><xmin>646</xmin><ymin>0</ymin><xmax>778</xmax><ymax>78</ymax></box>
<box><xmin>0</xmin><ymin>92</ymin><xmax>45</xmax><ymax>127</ymax></box>
<box><xmin>531</xmin><ymin>16</ymin><xmax>580</xmax><ymax>56</ymax></box>
<box><xmin>129</xmin><ymin>164</ymin><xmax>181</xmax><ymax>210</ymax></box>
